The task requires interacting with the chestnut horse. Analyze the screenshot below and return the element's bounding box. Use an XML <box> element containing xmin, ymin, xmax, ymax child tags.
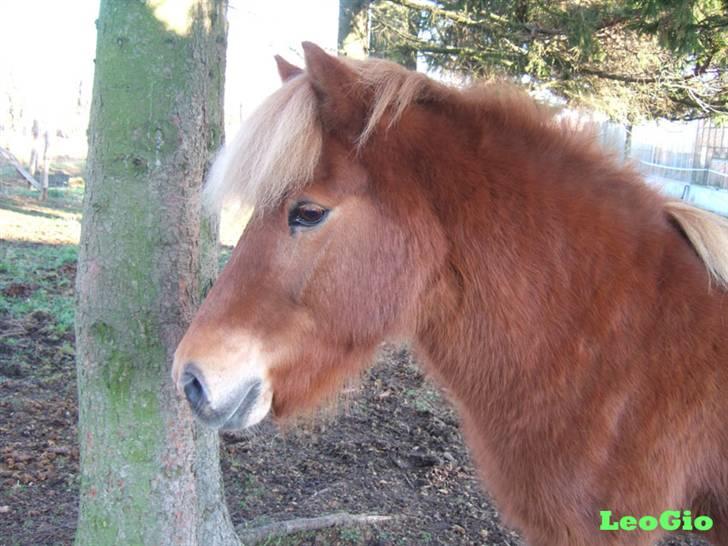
<box><xmin>173</xmin><ymin>43</ymin><xmax>728</xmax><ymax>546</ymax></box>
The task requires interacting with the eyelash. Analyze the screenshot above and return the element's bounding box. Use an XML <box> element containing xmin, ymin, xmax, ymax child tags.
<box><xmin>288</xmin><ymin>202</ymin><xmax>329</xmax><ymax>230</ymax></box>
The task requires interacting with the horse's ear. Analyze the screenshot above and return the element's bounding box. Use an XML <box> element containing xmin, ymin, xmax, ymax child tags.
<box><xmin>274</xmin><ymin>55</ymin><xmax>303</xmax><ymax>82</ymax></box>
<box><xmin>301</xmin><ymin>41</ymin><xmax>364</xmax><ymax>139</ymax></box>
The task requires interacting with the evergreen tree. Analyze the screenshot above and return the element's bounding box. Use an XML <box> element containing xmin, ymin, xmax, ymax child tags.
<box><xmin>369</xmin><ymin>0</ymin><xmax>727</xmax><ymax>121</ymax></box>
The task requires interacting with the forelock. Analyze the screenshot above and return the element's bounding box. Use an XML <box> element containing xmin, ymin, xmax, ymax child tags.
<box><xmin>203</xmin><ymin>75</ymin><xmax>323</xmax><ymax>212</ymax></box>
<box><xmin>203</xmin><ymin>57</ymin><xmax>442</xmax><ymax>213</ymax></box>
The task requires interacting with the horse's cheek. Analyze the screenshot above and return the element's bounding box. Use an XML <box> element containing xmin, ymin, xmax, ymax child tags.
<box><xmin>312</xmin><ymin>225</ymin><xmax>399</xmax><ymax>339</ymax></box>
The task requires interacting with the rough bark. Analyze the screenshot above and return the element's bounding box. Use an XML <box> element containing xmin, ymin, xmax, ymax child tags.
<box><xmin>75</xmin><ymin>1</ymin><xmax>238</xmax><ymax>545</ymax></box>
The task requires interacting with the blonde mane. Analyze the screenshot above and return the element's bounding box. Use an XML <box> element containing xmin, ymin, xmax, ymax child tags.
<box><xmin>202</xmin><ymin>56</ymin><xmax>551</xmax><ymax>213</ymax></box>
<box><xmin>665</xmin><ymin>201</ymin><xmax>728</xmax><ymax>287</ymax></box>
<box><xmin>203</xmin><ymin>58</ymin><xmax>434</xmax><ymax>212</ymax></box>
<box><xmin>204</xmin><ymin>75</ymin><xmax>323</xmax><ymax>212</ymax></box>
<box><xmin>203</xmin><ymin>56</ymin><xmax>728</xmax><ymax>290</ymax></box>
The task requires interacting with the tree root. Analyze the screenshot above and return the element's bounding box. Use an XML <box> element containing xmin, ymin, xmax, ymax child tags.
<box><xmin>238</xmin><ymin>512</ymin><xmax>394</xmax><ymax>544</ymax></box>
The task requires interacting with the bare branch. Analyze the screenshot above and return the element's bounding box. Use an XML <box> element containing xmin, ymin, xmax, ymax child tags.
<box><xmin>385</xmin><ymin>0</ymin><xmax>631</xmax><ymax>39</ymax></box>
<box><xmin>0</xmin><ymin>146</ymin><xmax>43</xmax><ymax>191</ymax></box>
<box><xmin>385</xmin><ymin>0</ymin><xmax>509</xmax><ymax>28</ymax></box>
<box><xmin>237</xmin><ymin>512</ymin><xmax>394</xmax><ymax>545</ymax></box>
<box><xmin>577</xmin><ymin>67</ymin><xmax>699</xmax><ymax>85</ymax></box>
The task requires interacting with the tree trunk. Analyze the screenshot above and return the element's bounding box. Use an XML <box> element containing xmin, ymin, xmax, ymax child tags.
<box><xmin>382</xmin><ymin>6</ymin><xmax>419</xmax><ymax>69</ymax></box>
<box><xmin>75</xmin><ymin>1</ymin><xmax>239</xmax><ymax>545</ymax></box>
<box><xmin>41</xmin><ymin>130</ymin><xmax>49</xmax><ymax>201</ymax></box>
<box><xmin>623</xmin><ymin>123</ymin><xmax>633</xmax><ymax>161</ymax></box>
<box><xmin>29</xmin><ymin>119</ymin><xmax>40</xmax><ymax>184</ymax></box>
<box><xmin>338</xmin><ymin>0</ymin><xmax>370</xmax><ymax>59</ymax></box>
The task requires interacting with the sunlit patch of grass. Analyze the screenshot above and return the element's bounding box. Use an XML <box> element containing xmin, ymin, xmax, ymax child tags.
<box><xmin>0</xmin><ymin>243</ymin><xmax>77</xmax><ymax>279</ymax></box>
<box><xmin>0</xmin><ymin>169</ymin><xmax>241</xmax><ymax>346</ymax></box>
<box><xmin>0</xmin><ymin>243</ymin><xmax>77</xmax><ymax>336</ymax></box>
<box><xmin>0</xmin><ymin>184</ymin><xmax>83</xmax><ymax>245</ymax></box>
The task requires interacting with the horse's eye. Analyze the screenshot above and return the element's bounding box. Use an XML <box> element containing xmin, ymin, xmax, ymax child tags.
<box><xmin>288</xmin><ymin>202</ymin><xmax>328</xmax><ymax>229</ymax></box>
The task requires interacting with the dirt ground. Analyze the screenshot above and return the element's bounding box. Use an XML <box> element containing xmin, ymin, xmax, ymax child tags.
<box><xmin>0</xmin><ymin>249</ymin><xmax>518</xmax><ymax>545</ymax></box>
<box><xmin>0</xmin><ymin>178</ymin><xmax>710</xmax><ymax>545</ymax></box>
<box><xmin>0</xmin><ymin>244</ymin><xmax>711</xmax><ymax>546</ymax></box>
<box><xmin>223</xmin><ymin>345</ymin><xmax>523</xmax><ymax>546</ymax></box>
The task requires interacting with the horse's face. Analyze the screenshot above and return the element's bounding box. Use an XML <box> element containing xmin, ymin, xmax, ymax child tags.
<box><xmin>173</xmin><ymin>44</ymin><xmax>449</xmax><ymax>430</ymax></box>
<box><xmin>172</xmin><ymin>127</ymin><xmax>438</xmax><ymax>429</ymax></box>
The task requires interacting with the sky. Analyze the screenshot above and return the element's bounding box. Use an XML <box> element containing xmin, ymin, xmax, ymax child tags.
<box><xmin>0</xmin><ymin>1</ymin><xmax>98</xmax><ymax>131</ymax></box>
<box><xmin>225</xmin><ymin>0</ymin><xmax>337</xmax><ymax>132</ymax></box>
<box><xmin>0</xmin><ymin>0</ymin><xmax>706</xmax><ymax>169</ymax></box>
<box><xmin>0</xmin><ymin>0</ymin><xmax>337</xmax><ymax>144</ymax></box>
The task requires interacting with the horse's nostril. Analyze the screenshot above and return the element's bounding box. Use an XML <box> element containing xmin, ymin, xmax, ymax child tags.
<box><xmin>181</xmin><ymin>366</ymin><xmax>207</xmax><ymax>412</ymax></box>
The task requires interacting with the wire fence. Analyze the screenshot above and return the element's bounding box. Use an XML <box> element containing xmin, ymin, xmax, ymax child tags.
<box><xmin>597</xmin><ymin>118</ymin><xmax>728</xmax><ymax>216</ymax></box>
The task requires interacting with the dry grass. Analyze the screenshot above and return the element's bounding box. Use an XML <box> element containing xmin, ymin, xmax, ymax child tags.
<box><xmin>0</xmin><ymin>193</ymin><xmax>82</xmax><ymax>245</ymax></box>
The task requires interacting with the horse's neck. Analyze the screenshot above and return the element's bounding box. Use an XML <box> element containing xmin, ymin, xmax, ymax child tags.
<box><xmin>407</xmin><ymin>122</ymin><xmax>727</xmax><ymax>542</ymax></box>
<box><xmin>412</xmin><ymin>134</ymin><xmax>679</xmax><ymax>432</ymax></box>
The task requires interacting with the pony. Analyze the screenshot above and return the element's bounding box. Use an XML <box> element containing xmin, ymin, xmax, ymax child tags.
<box><xmin>173</xmin><ymin>42</ymin><xmax>728</xmax><ymax>546</ymax></box>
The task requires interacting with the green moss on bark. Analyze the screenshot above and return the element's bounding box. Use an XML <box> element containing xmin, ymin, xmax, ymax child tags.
<box><xmin>75</xmin><ymin>1</ymin><xmax>237</xmax><ymax>545</ymax></box>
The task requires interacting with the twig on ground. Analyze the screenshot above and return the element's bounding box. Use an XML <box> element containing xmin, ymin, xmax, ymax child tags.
<box><xmin>0</xmin><ymin>317</ymin><xmax>26</xmax><ymax>339</ymax></box>
<box><xmin>309</xmin><ymin>486</ymin><xmax>330</xmax><ymax>499</ymax></box>
<box><xmin>237</xmin><ymin>512</ymin><xmax>394</xmax><ymax>545</ymax></box>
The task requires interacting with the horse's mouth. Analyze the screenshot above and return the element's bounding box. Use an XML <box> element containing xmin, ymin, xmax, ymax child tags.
<box><xmin>219</xmin><ymin>379</ymin><xmax>273</xmax><ymax>430</ymax></box>
<box><xmin>219</xmin><ymin>380</ymin><xmax>261</xmax><ymax>430</ymax></box>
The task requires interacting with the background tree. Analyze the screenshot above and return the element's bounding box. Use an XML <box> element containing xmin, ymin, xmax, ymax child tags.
<box><xmin>367</xmin><ymin>0</ymin><xmax>727</xmax><ymax>122</ymax></box>
<box><xmin>339</xmin><ymin>0</ymin><xmax>371</xmax><ymax>58</ymax></box>
<box><xmin>338</xmin><ymin>0</ymin><xmax>420</xmax><ymax>68</ymax></box>
<box><xmin>75</xmin><ymin>1</ymin><xmax>239</xmax><ymax>544</ymax></box>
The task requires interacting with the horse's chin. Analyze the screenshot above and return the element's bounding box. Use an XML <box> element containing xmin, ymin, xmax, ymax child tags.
<box><xmin>219</xmin><ymin>386</ymin><xmax>272</xmax><ymax>431</ymax></box>
<box><xmin>268</xmin><ymin>394</ymin><xmax>322</xmax><ymax>428</ymax></box>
